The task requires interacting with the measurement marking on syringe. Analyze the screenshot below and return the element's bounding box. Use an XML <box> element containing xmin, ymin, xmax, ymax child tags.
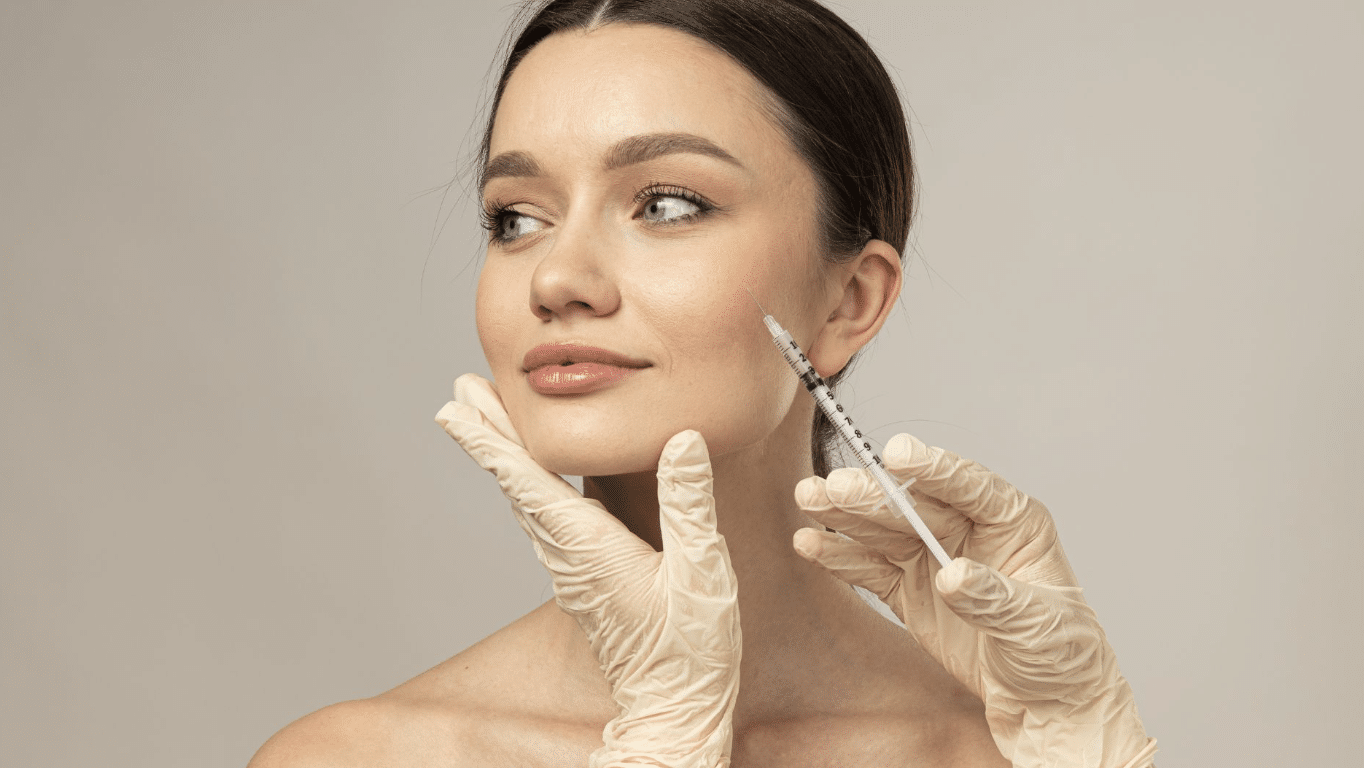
<box><xmin>750</xmin><ymin>290</ymin><xmax>952</xmax><ymax>568</ymax></box>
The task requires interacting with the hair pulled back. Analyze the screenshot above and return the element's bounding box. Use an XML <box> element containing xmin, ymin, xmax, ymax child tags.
<box><xmin>480</xmin><ymin>0</ymin><xmax>915</xmax><ymax>478</ymax></box>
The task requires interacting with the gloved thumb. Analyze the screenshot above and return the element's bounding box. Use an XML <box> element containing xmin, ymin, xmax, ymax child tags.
<box><xmin>453</xmin><ymin>373</ymin><xmax>526</xmax><ymax>446</ymax></box>
<box><xmin>657</xmin><ymin>431</ymin><xmax>737</xmax><ymax>605</ymax></box>
<box><xmin>936</xmin><ymin>557</ymin><xmax>1104</xmax><ymax>700</ymax></box>
<box><xmin>935</xmin><ymin>557</ymin><xmax>1021</xmax><ymax>629</ymax></box>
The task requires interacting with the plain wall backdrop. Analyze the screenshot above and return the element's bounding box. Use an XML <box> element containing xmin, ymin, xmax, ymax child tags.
<box><xmin>2</xmin><ymin>0</ymin><xmax>1360</xmax><ymax>765</ymax></box>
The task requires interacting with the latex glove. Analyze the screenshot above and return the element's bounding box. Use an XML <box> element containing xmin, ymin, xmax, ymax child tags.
<box><xmin>793</xmin><ymin>434</ymin><xmax>1156</xmax><ymax>768</ymax></box>
<box><xmin>435</xmin><ymin>374</ymin><xmax>741</xmax><ymax>768</ymax></box>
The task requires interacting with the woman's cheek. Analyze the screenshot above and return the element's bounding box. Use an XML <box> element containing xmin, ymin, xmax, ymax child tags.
<box><xmin>474</xmin><ymin>271</ymin><xmax>523</xmax><ymax>379</ymax></box>
<box><xmin>676</xmin><ymin>340</ymin><xmax>799</xmax><ymax>458</ymax></box>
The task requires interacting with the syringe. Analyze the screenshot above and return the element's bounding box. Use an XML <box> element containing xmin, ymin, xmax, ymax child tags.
<box><xmin>750</xmin><ymin>291</ymin><xmax>953</xmax><ymax>569</ymax></box>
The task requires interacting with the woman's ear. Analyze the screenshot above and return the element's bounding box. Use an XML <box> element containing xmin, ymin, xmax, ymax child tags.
<box><xmin>806</xmin><ymin>239</ymin><xmax>903</xmax><ymax>378</ymax></box>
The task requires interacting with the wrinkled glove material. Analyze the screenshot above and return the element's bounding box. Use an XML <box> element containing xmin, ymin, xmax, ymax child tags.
<box><xmin>795</xmin><ymin>433</ymin><xmax>1154</xmax><ymax>768</ymax></box>
<box><xmin>436</xmin><ymin>374</ymin><xmax>740</xmax><ymax>768</ymax></box>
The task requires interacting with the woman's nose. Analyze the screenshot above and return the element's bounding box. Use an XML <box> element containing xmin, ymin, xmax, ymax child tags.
<box><xmin>528</xmin><ymin>222</ymin><xmax>621</xmax><ymax>322</ymax></box>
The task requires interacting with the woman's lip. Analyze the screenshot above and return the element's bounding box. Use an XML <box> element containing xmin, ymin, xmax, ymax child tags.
<box><xmin>526</xmin><ymin>362</ymin><xmax>647</xmax><ymax>395</ymax></box>
<box><xmin>521</xmin><ymin>343</ymin><xmax>651</xmax><ymax>372</ymax></box>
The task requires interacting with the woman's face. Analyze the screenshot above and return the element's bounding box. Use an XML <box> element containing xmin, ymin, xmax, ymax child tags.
<box><xmin>476</xmin><ymin>23</ymin><xmax>838</xmax><ymax>477</ymax></box>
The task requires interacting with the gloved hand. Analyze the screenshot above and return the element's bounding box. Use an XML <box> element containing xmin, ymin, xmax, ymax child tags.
<box><xmin>792</xmin><ymin>433</ymin><xmax>1156</xmax><ymax>768</ymax></box>
<box><xmin>435</xmin><ymin>374</ymin><xmax>741</xmax><ymax>768</ymax></box>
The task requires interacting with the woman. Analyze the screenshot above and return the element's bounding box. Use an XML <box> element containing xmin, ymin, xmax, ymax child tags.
<box><xmin>251</xmin><ymin>0</ymin><xmax>1154</xmax><ymax>765</ymax></box>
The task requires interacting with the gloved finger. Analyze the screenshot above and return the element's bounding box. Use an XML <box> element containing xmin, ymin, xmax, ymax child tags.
<box><xmin>935</xmin><ymin>557</ymin><xmax>1104</xmax><ymax>700</ymax></box>
<box><xmin>838</xmin><ymin>470</ymin><xmax>976</xmax><ymax>553</ymax></box>
<box><xmin>657</xmin><ymin>431</ymin><xmax>736</xmax><ymax>596</ymax></box>
<box><xmin>882</xmin><ymin>434</ymin><xmax>1040</xmax><ymax>529</ymax></box>
<box><xmin>435</xmin><ymin>396</ymin><xmax>552</xmax><ymax>568</ymax></box>
<box><xmin>795</xmin><ymin>472</ymin><xmax>920</xmax><ymax>561</ymax></box>
<box><xmin>452</xmin><ymin>372</ymin><xmax>525</xmax><ymax>447</ymax></box>
<box><xmin>794</xmin><ymin>528</ymin><xmax>963</xmax><ymax>661</ymax></box>
<box><xmin>791</xmin><ymin>528</ymin><xmax>904</xmax><ymax>604</ymax></box>
<box><xmin>656</xmin><ymin>431</ymin><xmax>741</xmax><ymax>664</ymax></box>
<box><xmin>883</xmin><ymin>434</ymin><xmax>1064</xmax><ymax>576</ymax></box>
<box><xmin>796</xmin><ymin>471</ymin><xmax>972</xmax><ymax>561</ymax></box>
<box><xmin>435</xmin><ymin>398</ymin><xmax>579</xmax><ymax>514</ymax></box>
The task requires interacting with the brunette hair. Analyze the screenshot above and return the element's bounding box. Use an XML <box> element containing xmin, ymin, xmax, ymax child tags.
<box><xmin>480</xmin><ymin>0</ymin><xmax>915</xmax><ymax>477</ymax></box>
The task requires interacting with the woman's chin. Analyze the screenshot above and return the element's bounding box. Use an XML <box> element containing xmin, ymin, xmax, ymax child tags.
<box><xmin>524</xmin><ymin>439</ymin><xmax>659</xmax><ymax>479</ymax></box>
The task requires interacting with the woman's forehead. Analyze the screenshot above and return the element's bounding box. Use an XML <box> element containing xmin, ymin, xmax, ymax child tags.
<box><xmin>488</xmin><ymin>23</ymin><xmax>796</xmax><ymax>175</ymax></box>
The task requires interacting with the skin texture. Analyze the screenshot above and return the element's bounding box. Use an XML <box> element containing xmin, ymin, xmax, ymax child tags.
<box><xmin>475</xmin><ymin>27</ymin><xmax>831</xmax><ymax>484</ymax></box>
<box><xmin>249</xmin><ymin>23</ymin><xmax>1009</xmax><ymax>768</ymax></box>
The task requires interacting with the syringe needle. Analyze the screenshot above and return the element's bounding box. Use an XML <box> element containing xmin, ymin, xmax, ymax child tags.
<box><xmin>745</xmin><ymin>287</ymin><xmax>769</xmax><ymax>317</ymax></box>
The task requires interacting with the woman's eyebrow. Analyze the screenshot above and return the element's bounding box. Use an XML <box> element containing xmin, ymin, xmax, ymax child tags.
<box><xmin>481</xmin><ymin>132</ymin><xmax>744</xmax><ymax>193</ymax></box>
<box><xmin>481</xmin><ymin>151</ymin><xmax>542</xmax><ymax>192</ymax></box>
<box><xmin>602</xmin><ymin>132</ymin><xmax>743</xmax><ymax>171</ymax></box>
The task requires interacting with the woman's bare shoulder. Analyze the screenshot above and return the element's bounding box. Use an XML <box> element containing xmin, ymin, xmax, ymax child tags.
<box><xmin>247</xmin><ymin>599</ymin><xmax>611</xmax><ymax>768</ymax></box>
<box><xmin>245</xmin><ymin>695</ymin><xmax>467</xmax><ymax>768</ymax></box>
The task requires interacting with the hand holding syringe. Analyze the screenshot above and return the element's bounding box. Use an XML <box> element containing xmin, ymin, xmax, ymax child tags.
<box><xmin>756</xmin><ymin>289</ymin><xmax>1158</xmax><ymax>767</ymax></box>
<box><xmin>748</xmin><ymin>290</ymin><xmax>953</xmax><ymax>568</ymax></box>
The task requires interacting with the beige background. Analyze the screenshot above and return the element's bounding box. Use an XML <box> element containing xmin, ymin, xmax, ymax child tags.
<box><xmin>3</xmin><ymin>0</ymin><xmax>1361</xmax><ymax>764</ymax></box>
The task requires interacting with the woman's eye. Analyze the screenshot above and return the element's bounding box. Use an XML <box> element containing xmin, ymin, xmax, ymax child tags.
<box><xmin>488</xmin><ymin>211</ymin><xmax>545</xmax><ymax>243</ymax></box>
<box><xmin>639</xmin><ymin>195</ymin><xmax>702</xmax><ymax>223</ymax></box>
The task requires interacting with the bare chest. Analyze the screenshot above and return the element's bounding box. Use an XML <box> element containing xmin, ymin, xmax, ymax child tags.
<box><xmin>462</xmin><ymin>712</ymin><xmax>1006</xmax><ymax>768</ymax></box>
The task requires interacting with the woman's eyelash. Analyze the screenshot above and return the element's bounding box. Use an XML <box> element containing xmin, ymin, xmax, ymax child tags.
<box><xmin>478</xmin><ymin>200</ymin><xmax>508</xmax><ymax>233</ymax></box>
<box><xmin>479</xmin><ymin>199</ymin><xmax>520</xmax><ymax>244</ymax></box>
<box><xmin>479</xmin><ymin>185</ymin><xmax>716</xmax><ymax>245</ymax></box>
<box><xmin>633</xmin><ymin>184</ymin><xmax>714</xmax><ymax>218</ymax></box>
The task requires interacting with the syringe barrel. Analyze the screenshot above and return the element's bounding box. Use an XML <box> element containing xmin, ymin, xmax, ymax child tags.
<box><xmin>769</xmin><ymin>328</ymin><xmax>825</xmax><ymax>394</ymax></box>
<box><xmin>813</xmin><ymin>381</ymin><xmax>883</xmax><ymax>468</ymax></box>
<box><xmin>765</xmin><ymin>317</ymin><xmax>953</xmax><ymax>568</ymax></box>
<box><xmin>766</xmin><ymin>325</ymin><xmax>883</xmax><ymax>467</ymax></box>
